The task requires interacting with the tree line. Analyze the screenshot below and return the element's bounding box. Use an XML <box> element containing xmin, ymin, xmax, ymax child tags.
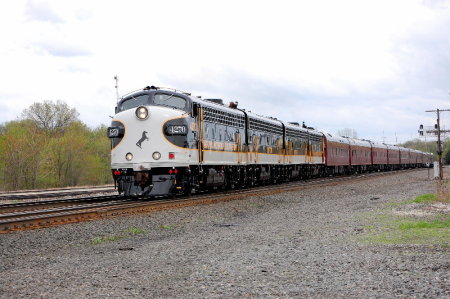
<box><xmin>401</xmin><ymin>139</ymin><xmax>450</xmax><ymax>165</ymax></box>
<box><xmin>0</xmin><ymin>101</ymin><xmax>112</xmax><ymax>191</ymax></box>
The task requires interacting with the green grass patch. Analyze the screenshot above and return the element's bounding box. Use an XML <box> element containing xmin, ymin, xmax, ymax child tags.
<box><xmin>359</xmin><ymin>197</ymin><xmax>450</xmax><ymax>247</ymax></box>
<box><xmin>91</xmin><ymin>226</ymin><xmax>147</xmax><ymax>245</ymax></box>
<box><xmin>385</xmin><ymin>193</ymin><xmax>440</xmax><ymax>207</ymax></box>
<box><xmin>125</xmin><ymin>226</ymin><xmax>146</xmax><ymax>235</ymax></box>
<box><xmin>412</xmin><ymin>193</ymin><xmax>437</xmax><ymax>203</ymax></box>
<box><xmin>160</xmin><ymin>224</ymin><xmax>176</xmax><ymax>230</ymax></box>
<box><xmin>366</xmin><ymin>228</ymin><xmax>449</xmax><ymax>246</ymax></box>
<box><xmin>399</xmin><ymin>218</ymin><xmax>450</xmax><ymax>230</ymax></box>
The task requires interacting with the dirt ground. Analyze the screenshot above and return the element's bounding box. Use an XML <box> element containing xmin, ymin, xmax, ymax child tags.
<box><xmin>0</xmin><ymin>169</ymin><xmax>449</xmax><ymax>298</ymax></box>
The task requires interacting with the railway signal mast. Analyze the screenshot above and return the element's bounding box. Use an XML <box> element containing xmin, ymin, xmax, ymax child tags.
<box><xmin>419</xmin><ymin>108</ymin><xmax>450</xmax><ymax>180</ymax></box>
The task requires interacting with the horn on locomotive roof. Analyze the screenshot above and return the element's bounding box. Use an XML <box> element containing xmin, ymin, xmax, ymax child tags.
<box><xmin>229</xmin><ymin>101</ymin><xmax>238</xmax><ymax>109</ymax></box>
<box><xmin>143</xmin><ymin>85</ymin><xmax>159</xmax><ymax>90</ymax></box>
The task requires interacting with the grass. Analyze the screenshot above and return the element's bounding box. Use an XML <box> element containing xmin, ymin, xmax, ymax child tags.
<box><xmin>359</xmin><ymin>193</ymin><xmax>450</xmax><ymax>248</ymax></box>
<box><xmin>126</xmin><ymin>226</ymin><xmax>146</xmax><ymax>235</ymax></box>
<box><xmin>412</xmin><ymin>193</ymin><xmax>438</xmax><ymax>203</ymax></box>
<box><xmin>385</xmin><ymin>193</ymin><xmax>442</xmax><ymax>207</ymax></box>
<box><xmin>365</xmin><ymin>217</ymin><xmax>450</xmax><ymax>246</ymax></box>
<box><xmin>160</xmin><ymin>224</ymin><xmax>176</xmax><ymax>230</ymax></box>
<box><xmin>91</xmin><ymin>226</ymin><xmax>147</xmax><ymax>245</ymax></box>
<box><xmin>399</xmin><ymin>218</ymin><xmax>450</xmax><ymax>230</ymax></box>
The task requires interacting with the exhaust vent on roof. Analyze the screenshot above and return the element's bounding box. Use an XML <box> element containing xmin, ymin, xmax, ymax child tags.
<box><xmin>205</xmin><ymin>99</ymin><xmax>224</xmax><ymax>105</ymax></box>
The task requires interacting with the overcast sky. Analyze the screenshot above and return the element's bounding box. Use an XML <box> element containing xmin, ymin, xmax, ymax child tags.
<box><xmin>1</xmin><ymin>0</ymin><xmax>449</xmax><ymax>144</ymax></box>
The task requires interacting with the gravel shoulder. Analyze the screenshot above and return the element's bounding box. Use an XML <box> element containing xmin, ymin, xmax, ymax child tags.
<box><xmin>1</xmin><ymin>169</ymin><xmax>449</xmax><ymax>298</ymax></box>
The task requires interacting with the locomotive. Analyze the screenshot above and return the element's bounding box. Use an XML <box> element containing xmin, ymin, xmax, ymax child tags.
<box><xmin>108</xmin><ymin>85</ymin><xmax>433</xmax><ymax>197</ymax></box>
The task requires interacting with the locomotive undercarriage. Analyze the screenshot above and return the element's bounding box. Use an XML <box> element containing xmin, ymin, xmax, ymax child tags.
<box><xmin>113</xmin><ymin>164</ymin><xmax>324</xmax><ymax>198</ymax></box>
<box><xmin>113</xmin><ymin>162</ymin><xmax>430</xmax><ymax>198</ymax></box>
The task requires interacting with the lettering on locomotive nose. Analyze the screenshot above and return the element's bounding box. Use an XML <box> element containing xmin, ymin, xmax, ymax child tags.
<box><xmin>136</xmin><ymin>131</ymin><xmax>149</xmax><ymax>149</ymax></box>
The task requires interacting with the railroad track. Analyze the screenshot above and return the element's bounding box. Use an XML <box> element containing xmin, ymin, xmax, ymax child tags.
<box><xmin>0</xmin><ymin>169</ymin><xmax>425</xmax><ymax>234</ymax></box>
<box><xmin>0</xmin><ymin>185</ymin><xmax>115</xmax><ymax>201</ymax></box>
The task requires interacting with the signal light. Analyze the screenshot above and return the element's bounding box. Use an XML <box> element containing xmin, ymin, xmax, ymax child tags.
<box><xmin>169</xmin><ymin>152</ymin><xmax>175</xmax><ymax>159</ymax></box>
<box><xmin>113</xmin><ymin>170</ymin><xmax>121</xmax><ymax>175</ymax></box>
<box><xmin>169</xmin><ymin>169</ymin><xmax>173</xmax><ymax>174</ymax></box>
<box><xmin>174</xmin><ymin>169</ymin><xmax>178</xmax><ymax>174</ymax></box>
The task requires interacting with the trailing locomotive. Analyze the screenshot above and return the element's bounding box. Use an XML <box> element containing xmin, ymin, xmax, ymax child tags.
<box><xmin>108</xmin><ymin>86</ymin><xmax>433</xmax><ymax>197</ymax></box>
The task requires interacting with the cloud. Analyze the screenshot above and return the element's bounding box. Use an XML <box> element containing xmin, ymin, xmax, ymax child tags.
<box><xmin>61</xmin><ymin>64</ymin><xmax>90</xmax><ymax>73</ymax></box>
<box><xmin>25</xmin><ymin>0</ymin><xmax>64</xmax><ymax>24</ymax></box>
<box><xmin>31</xmin><ymin>40</ymin><xmax>91</xmax><ymax>57</ymax></box>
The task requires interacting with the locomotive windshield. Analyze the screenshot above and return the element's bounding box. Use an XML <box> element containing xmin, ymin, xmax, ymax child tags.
<box><xmin>117</xmin><ymin>91</ymin><xmax>189</xmax><ymax>113</ymax></box>
<box><xmin>118</xmin><ymin>94</ymin><xmax>149</xmax><ymax>112</ymax></box>
<box><xmin>154</xmin><ymin>93</ymin><xmax>187</xmax><ymax>110</ymax></box>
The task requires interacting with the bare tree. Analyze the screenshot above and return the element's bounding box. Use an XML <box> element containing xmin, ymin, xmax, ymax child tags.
<box><xmin>21</xmin><ymin>100</ymin><xmax>79</xmax><ymax>134</ymax></box>
<box><xmin>337</xmin><ymin>128</ymin><xmax>358</xmax><ymax>139</ymax></box>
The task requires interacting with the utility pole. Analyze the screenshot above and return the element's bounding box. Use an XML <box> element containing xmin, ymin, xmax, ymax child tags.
<box><xmin>424</xmin><ymin>108</ymin><xmax>450</xmax><ymax>180</ymax></box>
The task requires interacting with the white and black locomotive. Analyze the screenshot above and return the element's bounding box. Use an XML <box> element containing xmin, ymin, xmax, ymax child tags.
<box><xmin>108</xmin><ymin>86</ymin><xmax>433</xmax><ymax>197</ymax></box>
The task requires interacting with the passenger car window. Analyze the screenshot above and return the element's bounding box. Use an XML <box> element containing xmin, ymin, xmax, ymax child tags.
<box><xmin>154</xmin><ymin>94</ymin><xmax>186</xmax><ymax>110</ymax></box>
<box><xmin>119</xmin><ymin>95</ymin><xmax>149</xmax><ymax>112</ymax></box>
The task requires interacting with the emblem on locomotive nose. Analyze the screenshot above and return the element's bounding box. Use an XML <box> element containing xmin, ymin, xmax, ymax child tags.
<box><xmin>136</xmin><ymin>131</ymin><xmax>149</xmax><ymax>149</ymax></box>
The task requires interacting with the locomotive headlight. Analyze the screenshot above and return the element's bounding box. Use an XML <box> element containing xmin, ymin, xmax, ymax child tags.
<box><xmin>152</xmin><ymin>151</ymin><xmax>161</xmax><ymax>160</ymax></box>
<box><xmin>125</xmin><ymin>152</ymin><xmax>133</xmax><ymax>161</ymax></box>
<box><xmin>135</xmin><ymin>106</ymin><xmax>149</xmax><ymax>120</ymax></box>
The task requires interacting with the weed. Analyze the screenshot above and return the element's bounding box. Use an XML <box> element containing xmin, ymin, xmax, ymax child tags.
<box><xmin>125</xmin><ymin>227</ymin><xmax>146</xmax><ymax>235</ymax></box>
<box><xmin>160</xmin><ymin>224</ymin><xmax>176</xmax><ymax>230</ymax></box>
<box><xmin>91</xmin><ymin>226</ymin><xmax>146</xmax><ymax>245</ymax></box>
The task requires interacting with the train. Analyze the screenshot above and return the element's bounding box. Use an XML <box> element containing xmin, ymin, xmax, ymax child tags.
<box><xmin>108</xmin><ymin>85</ymin><xmax>434</xmax><ymax>197</ymax></box>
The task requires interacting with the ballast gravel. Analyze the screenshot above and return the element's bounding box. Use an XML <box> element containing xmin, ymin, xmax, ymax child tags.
<box><xmin>1</xmin><ymin>169</ymin><xmax>449</xmax><ymax>298</ymax></box>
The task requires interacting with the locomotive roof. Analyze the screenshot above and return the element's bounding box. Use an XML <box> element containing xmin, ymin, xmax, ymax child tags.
<box><xmin>370</xmin><ymin>141</ymin><xmax>388</xmax><ymax>149</ymax></box>
<box><xmin>193</xmin><ymin>97</ymin><xmax>246</xmax><ymax>116</ymax></box>
<box><xmin>324</xmin><ymin>134</ymin><xmax>350</xmax><ymax>144</ymax></box>
<box><xmin>386</xmin><ymin>144</ymin><xmax>401</xmax><ymax>150</ymax></box>
<box><xmin>347</xmin><ymin>138</ymin><xmax>372</xmax><ymax>147</ymax></box>
<box><xmin>285</xmin><ymin>122</ymin><xmax>323</xmax><ymax>137</ymax></box>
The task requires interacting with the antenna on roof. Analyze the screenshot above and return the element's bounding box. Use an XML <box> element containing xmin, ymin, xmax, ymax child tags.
<box><xmin>114</xmin><ymin>75</ymin><xmax>120</xmax><ymax>104</ymax></box>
